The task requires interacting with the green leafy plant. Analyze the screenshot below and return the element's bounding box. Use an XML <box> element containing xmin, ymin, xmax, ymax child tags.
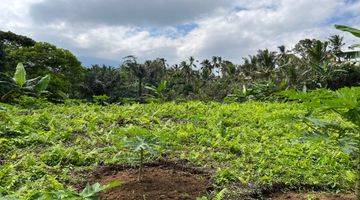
<box><xmin>0</xmin><ymin>63</ymin><xmax>51</xmax><ymax>101</ymax></box>
<box><xmin>235</xmin><ymin>81</ymin><xmax>280</xmax><ymax>102</ymax></box>
<box><xmin>125</xmin><ymin>136</ymin><xmax>157</xmax><ymax>181</ymax></box>
<box><xmin>78</xmin><ymin>181</ymin><xmax>121</xmax><ymax>200</ymax></box>
<box><xmin>282</xmin><ymin>87</ymin><xmax>359</xmax><ymax>196</ymax></box>
<box><xmin>214</xmin><ymin>188</ymin><xmax>228</xmax><ymax>200</ymax></box>
<box><xmin>27</xmin><ymin>181</ymin><xmax>121</xmax><ymax>200</ymax></box>
<box><xmin>13</xmin><ymin>63</ymin><xmax>26</xmax><ymax>87</ymax></box>
<box><xmin>324</xmin><ymin>87</ymin><xmax>360</xmax><ymax>127</ymax></box>
<box><xmin>92</xmin><ymin>95</ymin><xmax>110</xmax><ymax>105</ymax></box>
<box><xmin>195</xmin><ymin>188</ymin><xmax>227</xmax><ymax>200</ymax></box>
<box><xmin>0</xmin><ymin>94</ymin><xmax>358</xmax><ymax>198</ymax></box>
<box><xmin>145</xmin><ymin>80</ymin><xmax>168</xmax><ymax>100</ymax></box>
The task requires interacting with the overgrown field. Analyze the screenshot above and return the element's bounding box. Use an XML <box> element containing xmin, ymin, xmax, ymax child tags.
<box><xmin>0</xmin><ymin>92</ymin><xmax>358</xmax><ymax>199</ymax></box>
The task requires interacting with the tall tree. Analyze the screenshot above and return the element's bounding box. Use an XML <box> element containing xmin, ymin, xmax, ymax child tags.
<box><xmin>5</xmin><ymin>42</ymin><xmax>84</xmax><ymax>97</ymax></box>
<box><xmin>307</xmin><ymin>40</ymin><xmax>329</xmax><ymax>66</ymax></box>
<box><xmin>0</xmin><ymin>31</ymin><xmax>36</xmax><ymax>73</ymax></box>
<box><xmin>200</xmin><ymin>59</ymin><xmax>213</xmax><ymax>81</ymax></box>
<box><xmin>123</xmin><ymin>56</ymin><xmax>147</xmax><ymax>100</ymax></box>
<box><xmin>0</xmin><ymin>31</ymin><xmax>35</xmax><ymax>48</ymax></box>
<box><xmin>328</xmin><ymin>35</ymin><xmax>345</xmax><ymax>56</ymax></box>
<box><xmin>255</xmin><ymin>49</ymin><xmax>277</xmax><ymax>81</ymax></box>
<box><xmin>144</xmin><ymin>58</ymin><xmax>166</xmax><ymax>86</ymax></box>
<box><xmin>80</xmin><ymin>65</ymin><xmax>122</xmax><ymax>100</ymax></box>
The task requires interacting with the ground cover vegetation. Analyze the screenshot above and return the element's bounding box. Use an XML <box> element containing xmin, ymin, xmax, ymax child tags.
<box><xmin>0</xmin><ymin>90</ymin><xmax>359</xmax><ymax>199</ymax></box>
<box><xmin>0</xmin><ymin>25</ymin><xmax>359</xmax><ymax>199</ymax></box>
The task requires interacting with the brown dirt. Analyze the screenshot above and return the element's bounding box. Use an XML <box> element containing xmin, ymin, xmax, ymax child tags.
<box><xmin>75</xmin><ymin>160</ymin><xmax>356</xmax><ymax>200</ymax></box>
<box><xmin>95</xmin><ymin>166</ymin><xmax>209</xmax><ymax>200</ymax></box>
<box><xmin>267</xmin><ymin>191</ymin><xmax>356</xmax><ymax>200</ymax></box>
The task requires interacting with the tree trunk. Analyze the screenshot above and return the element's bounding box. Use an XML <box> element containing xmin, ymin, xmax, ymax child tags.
<box><xmin>138</xmin><ymin>77</ymin><xmax>143</xmax><ymax>99</ymax></box>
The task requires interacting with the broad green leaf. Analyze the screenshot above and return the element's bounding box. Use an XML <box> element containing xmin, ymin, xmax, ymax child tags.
<box><xmin>102</xmin><ymin>180</ymin><xmax>122</xmax><ymax>191</ymax></box>
<box><xmin>79</xmin><ymin>181</ymin><xmax>121</xmax><ymax>199</ymax></box>
<box><xmin>13</xmin><ymin>63</ymin><xmax>26</xmax><ymax>87</ymax></box>
<box><xmin>157</xmin><ymin>80</ymin><xmax>167</xmax><ymax>92</ymax></box>
<box><xmin>34</xmin><ymin>75</ymin><xmax>51</xmax><ymax>92</ymax></box>
<box><xmin>335</xmin><ymin>25</ymin><xmax>360</xmax><ymax>38</ymax></box>
<box><xmin>79</xmin><ymin>183</ymin><xmax>99</xmax><ymax>198</ymax></box>
<box><xmin>144</xmin><ymin>85</ymin><xmax>157</xmax><ymax>92</ymax></box>
<box><xmin>25</xmin><ymin>76</ymin><xmax>42</xmax><ymax>86</ymax></box>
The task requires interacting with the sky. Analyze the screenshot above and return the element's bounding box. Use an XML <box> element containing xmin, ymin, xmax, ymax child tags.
<box><xmin>0</xmin><ymin>0</ymin><xmax>359</xmax><ymax>66</ymax></box>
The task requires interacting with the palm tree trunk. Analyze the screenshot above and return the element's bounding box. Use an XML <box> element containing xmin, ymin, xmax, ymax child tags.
<box><xmin>138</xmin><ymin>77</ymin><xmax>143</xmax><ymax>99</ymax></box>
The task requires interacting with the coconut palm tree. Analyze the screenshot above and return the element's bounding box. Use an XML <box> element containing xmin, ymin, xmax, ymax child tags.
<box><xmin>255</xmin><ymin>49</ymin><xmax>277</xmax><ymax>81</ymax></box>
<box><xmin>123</xmin><ymin>56</ymin><xmax>147</xmax><ymax>100</ymax></box>
<box><xmin>200</xmin><ymin>59</ymin><xmax>213</xmax><ymax>81</ymax></box>
<box><xmin>329</xmin><ymin>35</ymin><xmax>344</xmax><ymax>55</ymax></box>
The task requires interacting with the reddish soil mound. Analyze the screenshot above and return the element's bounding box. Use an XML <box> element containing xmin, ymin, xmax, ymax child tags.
<box><xmin>267</xmin><ymin>191</ymin><xmax>356</xmax><ymax>200</ymax></box>
<box><xmin>97</xmin><ymin>167</ymin><xmax>208</xmax><ymax>200</ymax></box>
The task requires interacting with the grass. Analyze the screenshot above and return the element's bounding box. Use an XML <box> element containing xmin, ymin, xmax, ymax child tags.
<box><xmin>0</xmin><ymin>98</ymin><xmax>358</xmax><ymax>199</ymax></box>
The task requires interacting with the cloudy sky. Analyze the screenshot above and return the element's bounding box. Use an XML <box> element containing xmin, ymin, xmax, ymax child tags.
<box><xmin>1</xmin><ymin>0</ymin><xmax>359</xmax><ymax>66</ymax></box>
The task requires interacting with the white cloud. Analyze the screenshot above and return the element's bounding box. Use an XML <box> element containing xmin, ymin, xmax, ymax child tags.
<box><xmin>0</xmin><ymin>0</ymin><xmax>359</xmax><ymax>66</ymax></box>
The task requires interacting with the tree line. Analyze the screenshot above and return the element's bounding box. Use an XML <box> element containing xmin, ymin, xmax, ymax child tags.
<box><xmin>0</xmin><ymin>26</ymin><xmax>359</xmax><ymax>103</ymax></box>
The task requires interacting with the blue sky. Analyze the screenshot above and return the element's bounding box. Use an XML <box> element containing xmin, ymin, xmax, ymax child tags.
<box><xmin>0</xmin><ymin>0</ymin><xmax>359</xmax><ymax>66</ymax></box>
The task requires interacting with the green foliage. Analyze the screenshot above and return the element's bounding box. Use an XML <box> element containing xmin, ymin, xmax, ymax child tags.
<box><xmin>0</xmin><ymin>63</ymin><xmax>50</xmax><ymax>102</ymax></box>
<box><xmin>0</xmin><ymin>88</ymin><xmax>358</xmax><ymax>198</ymax></box>
<box><xmin>125</xmin><ymin>136</ymin><xmax>158</xmax><ymax>180</ymax></box>
<box><xmin>214</xmin><ymin>188</ymin><xmax>228</xmax><ymax>200</ymax></box>
<box><xmin>34</xmin><ymin>75</ymin><xmax>51</xmax><ymax>93</ymax></box>
<box><xmin>92</xmin><ymin>95</ymin><xmax>110</xmax><ymax>105</ymax></box>
<box><xmin>78</xmin><ymin>181</ymin><xmax>121</xmax><ymax>200</ymax></box>
<box><xmin>282</xmin><ymin>87</ymin><xmax>360</xmax><ymax>127</ymax></box>
<box><xmin>0</xmin><ymin>31</ymin><xmax>35</xmax><ymax>49</ymax></box>
<box><xmin>79</xmin><ymin>65</ymin><xmax>122</xmax><ymax>101</ymax></box>
<box><xmin>335</xmin><ymin>25</ymin><xmax>360</xmax><ymax>38</ymax></box>
<box><xmin>145</xmin><ymin>80</ymin><xmax>168</xmax><ymax>100</ymax></box>
<box><xmin>0</xmin><ymin>30</ymin><xmax>359</xmax><ymax>198</ymax></box>
<box><xmin>24</xmin><ymin>181</ymin><xmax>121</xmax><ymax>200</ymax></box>
<box><xmin>3</xmin><ymin>42</ymin><xmax>83</xmax><ymax>98</ymax></box>
<box><xmin>281</xmin><ymin>87</ymin><xmax>359</xmax><ymax>186</ymax></box>
<box><xmin>1</xmin><ymin>28</ymin><xmax>360</xmax><ymax>103</ymax></box>
<box><xmin>236</xmin><ymin>82</ymin><xmax>281</xmax><ymax>102</ymax></box>
<box><xmin>16</xmin><ymin>96</ymin><xmax>50</xmax><ymax>109</ymax></box>
<box><xmin>13</xmin><ymin>63</ymin><xmax>26</xmax><ymax>87</ymax></box>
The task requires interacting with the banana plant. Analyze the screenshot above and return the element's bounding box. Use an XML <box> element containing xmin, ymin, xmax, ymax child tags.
<box><xmin>0</xmin><ymin>63</ymin><xmax>50</xmax><ymax>101</ymax></box>
<box><xmin>145</xmin><ymin>80</ymin><xmax>168</xmax><ymax>100</ymax></box>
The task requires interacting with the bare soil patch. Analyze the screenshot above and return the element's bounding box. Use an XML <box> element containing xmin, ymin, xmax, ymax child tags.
<box><xmin>85</xmin><ymin>161</ymin><xmax>211</xmax><ymax>200</ymax></box>
<box><xmin>75</xmin><ymin>160</ymin><xmax>356</xmax><ymax>200</ymax></box>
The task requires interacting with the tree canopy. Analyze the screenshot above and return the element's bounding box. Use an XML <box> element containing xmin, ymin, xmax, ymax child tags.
<box><xmin>0</xmin><ymin>26</ymin><xmax>359</xmax><ymax>103</ymax></box>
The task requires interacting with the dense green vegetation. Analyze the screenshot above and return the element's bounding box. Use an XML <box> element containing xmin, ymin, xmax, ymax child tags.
<box><xmin>0</xmin><ymin>25</ymin><xmax>359</xmax><ymax>199</ymax></box>
<box><xmin>1</xmin><ymin>25</ymin><xmax>359</xmax><ymax>103</ymax></box>
<box><xmin>0</xmin><ymin>87</ymin><xmax>359</xmax><ymax>199</ymax></box>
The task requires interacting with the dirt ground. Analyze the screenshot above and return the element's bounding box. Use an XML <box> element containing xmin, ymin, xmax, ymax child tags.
<box><xmin>96</xmin><ymin>166</ymin><xmax>208</xmax><ymax>200</ymax></box>
<box><xmin>76</xmin><ymin>161</ymin><xmax>356</xmax><ymax>200</ymax></box>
